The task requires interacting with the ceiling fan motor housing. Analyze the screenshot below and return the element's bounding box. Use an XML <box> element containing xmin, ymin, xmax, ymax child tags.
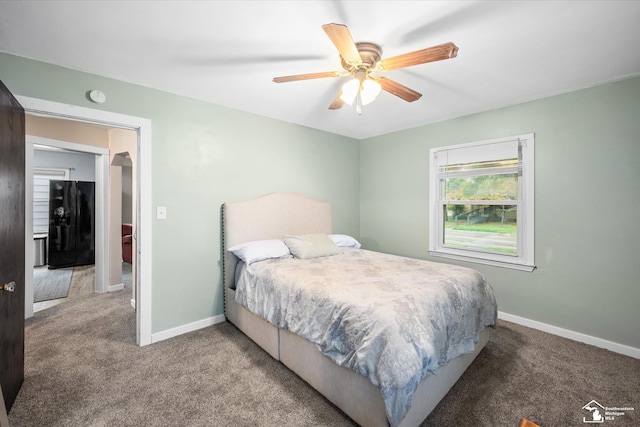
<box><xmin>341</xmin><ymin>42</ymin><xmax>382</xmax><ymax>72</ymax></box>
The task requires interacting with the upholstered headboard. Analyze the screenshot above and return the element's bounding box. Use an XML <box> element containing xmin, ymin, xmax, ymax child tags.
<box><xmin>222</xmin><ymin>192</ymin><xmax>332</xmax><ymax>291</ymax></box>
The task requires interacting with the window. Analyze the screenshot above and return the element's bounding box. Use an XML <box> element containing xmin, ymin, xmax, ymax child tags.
<box><xmin>429</xmin><ymin>134</ymin><xmax>535</xmax><ymax>271</ymax></box>
<box><xmin>33</xmin><ymin>168</ymin><xmax>69</xmax><ymax>234</ymax></box>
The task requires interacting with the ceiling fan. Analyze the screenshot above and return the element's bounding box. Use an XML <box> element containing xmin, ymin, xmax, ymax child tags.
<box><xmin>273</xmin><ymin>23</ymin><xmax>458</xmax><ymax>114</ymax></box>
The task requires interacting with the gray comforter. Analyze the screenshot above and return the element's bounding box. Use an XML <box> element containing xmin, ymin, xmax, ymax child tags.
<box><xmin>234</xmin><ymin>249</ymin><xmax>497</xmax><ymax>426</ymax></box>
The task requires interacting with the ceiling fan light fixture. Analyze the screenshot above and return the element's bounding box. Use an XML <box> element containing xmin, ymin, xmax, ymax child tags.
<box><xmin>360</xmin><ymin>78</ymin><xmax>381</xmax><ymax>105</ymax></box>
<box><xmin>339</xmin><ymin>78</ymin><xmax>359</xmax><ymax>105</ymax></box>
<box><xmin>340</xmin><ymin>77</ymin><xmax>381</xmax><ymax>106</ymax></box>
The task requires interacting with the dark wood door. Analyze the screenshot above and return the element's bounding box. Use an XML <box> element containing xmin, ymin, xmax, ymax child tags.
<box><xmin>0</xmin><ymin>79</ymin><xmax>25</xmax><ymax>411</ymax></box>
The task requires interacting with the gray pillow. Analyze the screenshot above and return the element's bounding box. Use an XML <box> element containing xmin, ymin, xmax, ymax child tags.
<box><xmin>283</xmin><ymin>233</ymin><xmax>341</xmax><ymax>259</ymax></box>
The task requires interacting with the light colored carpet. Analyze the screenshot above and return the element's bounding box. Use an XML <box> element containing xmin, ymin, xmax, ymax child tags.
<box><xmin>33</xmin><ymin>267</ymin><xmax>72</xmax><ymax>302</ymax></box>
<box><xmin>9</xmin><ymin>287</ymin><xmax>640</xmax><ymax>427</ymax></box>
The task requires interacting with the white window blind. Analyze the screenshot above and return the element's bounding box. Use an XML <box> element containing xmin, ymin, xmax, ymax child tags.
<box><xmin>33</xmin><ymin>168</ymin><xmax>69</xmax><ymax>234</ymax></box>
<box><xmin>437</xmin><ymin>140</ymin><xmax>521</xmax><ymax>182</ymax></box>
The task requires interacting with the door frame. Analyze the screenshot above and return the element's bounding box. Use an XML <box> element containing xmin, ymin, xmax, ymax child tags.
<box><xmin>26</xmin><ymin>135</ymin><xmax>109</xmax><ymax>297</ymax></box>
<box><xmin>18</xmin><ymin>95</ymin><xmax>152</xmax><ymax>346</ymax></box>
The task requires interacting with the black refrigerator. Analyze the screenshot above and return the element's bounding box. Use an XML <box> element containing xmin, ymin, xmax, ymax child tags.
<box><xmin>48</xmin><ymin>180</ymin><xmax>95</xmax><ymax>269</ymax></box>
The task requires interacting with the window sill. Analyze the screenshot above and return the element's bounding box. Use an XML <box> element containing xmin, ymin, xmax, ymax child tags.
<box><xmin>429</xmin><ymin>250</ymin><xmax>536</xmax><ymax>272</ymax></box>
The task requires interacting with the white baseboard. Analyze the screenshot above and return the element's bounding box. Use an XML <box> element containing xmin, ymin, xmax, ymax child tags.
<box><xmin>148</xmin><ymin>311</ymin><xmax>640</xmax><ymax>359</ymax></box>
<box><xmin>498</xmin><ymin>311</ymin><xmax>640</xmax><ymax>359</ymax></box>
<box><xmin>130</xmin><ymin>299</ymin><xmax>135</xmax><ymax>309</ymax></box>
<box><xmin>108</xmin><ymin>283</ymin><xmax>124</xmax><ymax>292</ymax></box>
<box><xmin>151</xmin><ymin>314</ymin><xmax>226</xmax><ymax>344</ymax></box>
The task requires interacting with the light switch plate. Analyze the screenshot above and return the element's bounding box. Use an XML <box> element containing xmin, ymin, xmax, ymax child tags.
<box><xmin>156</xmin><ymin>206</ymin><xmax>167</xmax><ymax>220</ymax></box>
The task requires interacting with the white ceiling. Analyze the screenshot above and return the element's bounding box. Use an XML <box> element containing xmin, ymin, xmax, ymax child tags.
<box><xmin>1</xmin><ymin>1</ymin><xmax>639</xmax><ymax>139</ymax></box>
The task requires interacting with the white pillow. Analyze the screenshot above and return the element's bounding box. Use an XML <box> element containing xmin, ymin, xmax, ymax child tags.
<box><xmin>328</xmin><ymin>234</ymin><xmax>361</xmax><ymax>249</ymax></box>
<box><xmin>228</xmin><ymin>239</ymin><xmax>291</xmax><ymax>264</ymax></box>
<box><xmin>283</xmin><ymin>233</ymin><xmax>341</xmax><ymax>259</ymax></box>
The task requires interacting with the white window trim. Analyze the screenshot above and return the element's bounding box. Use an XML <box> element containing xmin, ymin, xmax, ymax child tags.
<box><xmin>429</xmin><ymin>133</ymin><xmax>535</xmax><ymax>272</ymax></box>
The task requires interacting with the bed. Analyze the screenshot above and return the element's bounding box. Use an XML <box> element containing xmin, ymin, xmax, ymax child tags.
<box><xmin>222</xmin><ymin>192</ymin><xmax>497</xmax><ymax>427</ymax></box>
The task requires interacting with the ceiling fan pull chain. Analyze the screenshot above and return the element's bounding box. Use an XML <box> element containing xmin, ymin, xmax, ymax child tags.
<box><xmin>355</xmin><ymin>75</ymin><xmax>364</xmax><ymax>115</ymax></box>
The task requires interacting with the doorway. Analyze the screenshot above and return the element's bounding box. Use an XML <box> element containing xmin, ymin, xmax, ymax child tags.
<box><xmin>26</xmin><ymin>134</ymin><xmax>109</xmax><ymax>309</ymax></box>
<box><xmin>18</xmin><ymin>95</ymin><xmax>152</xmax><ymax>346</ymax></box>
<box><xmin>31</xmin><ymin>144</ymin><xmax>99</xmax><ymax>313</ymax></box>
<box><xmin>111</xmin><ymin>149</ymin><xmax>138</xmax><ymax>307</ymax></box>
<box><xmin>29</xmin><ymin>130</ymin><xmax>137</xmax><ymax>313</ymax></box>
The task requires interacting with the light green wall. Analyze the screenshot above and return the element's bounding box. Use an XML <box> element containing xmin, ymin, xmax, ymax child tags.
<box><xmin>360</xmin><ymin>76</ymin><xmax>640</xmax><ymax>349</ymax></box>
<box><xmin>3</xmin><ymin>51</ymin><xmax>638</xmax><ymax>350</ymax></box>
<box><xmin>0</xmin><ymin>52</ymin><xmax>360</xmax><ymax>333</ymax></box>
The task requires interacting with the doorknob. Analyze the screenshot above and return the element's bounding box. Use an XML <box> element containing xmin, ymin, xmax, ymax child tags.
<box><xmin>1</xmin><ymin>281</ymin><xmax>16</xmax><ymax>292</ymax></box>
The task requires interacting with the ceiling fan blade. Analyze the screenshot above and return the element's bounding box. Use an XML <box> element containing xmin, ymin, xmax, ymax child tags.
<box><xmin>322</xmin><ymin>23</ymin><xmax>362</xmax><ymax>67</ymax></box>
<box><xmin>378</xmin><ymin>42</ymin><xmax>458</xmax><ymax>71</ymax></box>
<box><xmin>328</xmin><ymin>91</ymin><xmax>345</xmax><ymax>110</ymax></box>
<box><xmin>273</xmin><ymin>71</ymin><xmax>343</xmax><ymax>83</ymax></box>
<box><xmin>373</xmin><ymin>76</ymin><xmax>422</xmax><ymax>102</ymax></box>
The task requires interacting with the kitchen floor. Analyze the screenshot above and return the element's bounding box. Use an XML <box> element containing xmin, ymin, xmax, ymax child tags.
<box><xmin>33</xmin><ymin>264</ymin><xmax>96</xmax><ymax>313</ymax></box>
<box><xmin>33</xmin><ymin>262</ymin><xmax>133</xmax><ymax>313</ymax></box>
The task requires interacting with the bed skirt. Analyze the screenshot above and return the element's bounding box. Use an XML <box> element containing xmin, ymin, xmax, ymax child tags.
<box><xmin>225</xmin><ymin>286</ymin><xmax>489</xmax><ymax>427</ymax></box>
